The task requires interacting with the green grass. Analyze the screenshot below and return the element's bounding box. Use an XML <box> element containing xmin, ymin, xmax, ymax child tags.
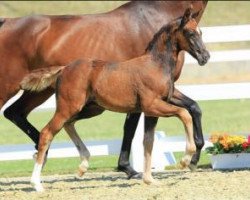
<box><xmin>0</xmin><ymin>155</ymin><xmax>118</xmax><ymax>178</ymax></box>
<box><xmin>0</xmin><ymin>99</ymin><xmax>248</xmax><ymax>177</ymax></box>
<box><xmin>0</xmin><ymin>152</ymin><xmax>211</xmax><ymax>178</ymax></box>
<box><xmin>1</xmin><ymin>99</ymin><xmax>250</xmax><ymax>145</ymax></box>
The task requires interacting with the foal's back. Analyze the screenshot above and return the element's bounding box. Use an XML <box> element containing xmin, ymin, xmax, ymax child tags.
<box><xmin>59</xmin><ymin>54</ymin><xmax>170</xmax><ymax>113</ymax></box>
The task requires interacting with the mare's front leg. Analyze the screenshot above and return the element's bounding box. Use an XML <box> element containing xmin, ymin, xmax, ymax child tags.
<box><xmin>118</xmin><ymin>113</ymin><xmax>141</xmax><ymax>179</ymax></box>
<box><xmin>143</xmin><ymin>99</ymin><xmax>196</xmax><ymax>184</ymax></box>
<box><xmin>170</xmin><ymin>88</ymin><xmax>204</xmax><ymax>169</ymax></box>
<box><xmin>118</xmin><ymin>113</ymin><xmax>158</xmax><ymax>179</ymax></box>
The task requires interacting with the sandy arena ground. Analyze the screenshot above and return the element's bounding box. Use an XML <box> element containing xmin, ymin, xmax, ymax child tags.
<box><xmin>1</xmin><ymin>169</ymin><xmax>250</xmax><ymax>200</ymax></box>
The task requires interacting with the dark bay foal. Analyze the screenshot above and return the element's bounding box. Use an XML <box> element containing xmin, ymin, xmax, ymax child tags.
<box><xmin>21</xmin><ymin>8</ymin><xmax>209</xmax><ymax>191</ymax></box>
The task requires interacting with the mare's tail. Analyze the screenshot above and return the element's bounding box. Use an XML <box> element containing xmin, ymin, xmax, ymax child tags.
<box><xmin>21</xmin><ymin>66</ymin><xmax>66</xmax><ymax>92</ymax></box>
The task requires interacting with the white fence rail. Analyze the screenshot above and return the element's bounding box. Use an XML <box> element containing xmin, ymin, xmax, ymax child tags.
<box><xmin>1</xmin><ymin>24</ymin><xmax>250</xmax><ymax>171</ymax></box>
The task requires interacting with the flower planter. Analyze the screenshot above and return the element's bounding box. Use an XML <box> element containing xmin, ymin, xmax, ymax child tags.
<box><xmin>211</xmin><ymin>153</ymin><xmax>250</xmax><ymax>170</ymax></box>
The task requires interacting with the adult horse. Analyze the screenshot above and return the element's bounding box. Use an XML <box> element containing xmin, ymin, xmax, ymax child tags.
<box><xmin>0</xmin><ymin>1</ymin><xmax>207</xmax><ymax>178</ymax></box>
<box><xmin>22</xmin><ymin>7</ymin><xmax>209</xmax><ymax>191</ymax></box>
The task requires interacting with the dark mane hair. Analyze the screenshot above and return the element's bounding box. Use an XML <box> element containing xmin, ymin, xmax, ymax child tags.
<box><xmin>0</xmin><ymin>19</ymin><xmax>5</xmax><ymax>28</ymax></box>
<box><xmin>145</xmin><ymin>17</ymin><xmax>182</xmax><ymax>52</ymax></box>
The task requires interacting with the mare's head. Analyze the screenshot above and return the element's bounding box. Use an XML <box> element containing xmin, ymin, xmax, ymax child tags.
<box><xmin>146</xmin><ymin>7</ymin><xmax>210</xmax><ymax>66</ymax></box>
<box><xmin>175</xmin><ymin>7</ymin><xmax>210</xmax><ymax>66</ymax></box>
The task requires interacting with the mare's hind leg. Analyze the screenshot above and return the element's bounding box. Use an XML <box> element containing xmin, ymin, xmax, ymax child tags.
<box><xmin>143</xmin><ymin>99</ymin><xmax>196</xmax><ymax>184</ymax></box>
<box><xmin>64</xmin><ymin>122</ymin><xmax>90</xmax><ymax>177</ymax></box>
<box><xmin>4</xmin><ymin>89</ymin><xmax>54</xmax><ymax>149</ymax></box>
<box><xmin>170</xmin><ymin>88</ymin><xmax>204</xmax><ymax>170</ymax></box>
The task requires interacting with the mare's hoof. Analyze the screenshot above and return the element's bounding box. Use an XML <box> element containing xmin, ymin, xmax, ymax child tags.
<box><xmin>117</xmin><ymin>165</ymin><xmax>141</xmax><ymax>179</ymax></box>
<box><xmin>128</xmin><ymin>171</ymin><xmax>142</xmax><ymax>180</ymax></box>
<box><xmin>188</xmin><ymin>163</ymin><xmax>197</xmax><ymax>171</ymax></box>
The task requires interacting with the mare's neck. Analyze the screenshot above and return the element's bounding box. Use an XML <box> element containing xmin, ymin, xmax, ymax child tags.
<box><xmin>115</xmin><ymin>2</ymin><xmax>184</xmax><ymax>33</ymax></box>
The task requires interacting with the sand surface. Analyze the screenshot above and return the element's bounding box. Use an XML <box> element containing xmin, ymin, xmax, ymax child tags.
<box><xmin>1</xmin><ymin>169</ymin><xmax>250</xmax><ymax>200</ymax></box>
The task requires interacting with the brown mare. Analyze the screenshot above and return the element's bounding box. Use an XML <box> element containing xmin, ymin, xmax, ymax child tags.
<box><xmin>22</xmin><ymin>7</ymin><xmax>210</xmax><ymax>191</ymax></box>
<box><xmin>0</xmin><ymin>1</ymin><xmax>208</xmax><ymax>178</ymax></box>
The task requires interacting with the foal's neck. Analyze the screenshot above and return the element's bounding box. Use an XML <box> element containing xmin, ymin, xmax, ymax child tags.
<box><xmin>147</xmin><ymin>32</ymin><xmax>179</xmax><ymax>76</ymax></box>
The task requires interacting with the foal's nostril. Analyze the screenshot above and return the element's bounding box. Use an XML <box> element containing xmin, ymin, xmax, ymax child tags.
<box><xmin>205</xmin><ymin>52</ymin><xmax>210</xmax><ymax>61</ymax></box>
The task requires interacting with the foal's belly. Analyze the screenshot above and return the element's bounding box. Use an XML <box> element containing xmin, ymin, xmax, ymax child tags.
<box><xmin>92</xmin><ymin>88</ymin><xmax>138</xmax><ymax>113</ymax></box>
<box><xmin>91</xmin><ymin>71</ymin><xmax>139</xmax><ymax>113</ymax></box>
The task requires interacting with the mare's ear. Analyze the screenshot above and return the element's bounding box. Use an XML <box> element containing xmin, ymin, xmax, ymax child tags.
<box><xmin>180</xmin><ymin>7</ymin><xmax>193</xmax><ymax>29</ymax></box>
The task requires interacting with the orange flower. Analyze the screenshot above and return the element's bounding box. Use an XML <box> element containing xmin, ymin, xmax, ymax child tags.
<box><xmin>209</xmin><ymin>134</ymin><xmax>219</xmax><ymax>143</ymax></box>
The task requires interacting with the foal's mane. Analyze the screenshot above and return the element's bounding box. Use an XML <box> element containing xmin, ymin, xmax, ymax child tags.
<box><xmin>0</xmin><ymin>19</ymin><xmax>5</xmax><ymax>28</ymax></box>
<box><xmin>145</xmin><ymin>17</ymin><xmax>181</xmax><ymax>52</ymax></box>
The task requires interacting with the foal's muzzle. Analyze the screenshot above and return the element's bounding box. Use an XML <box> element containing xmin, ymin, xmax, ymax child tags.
<box><xmin>197</xmin><ymin>50</ymin><xmax>210</xmax><ymax>66</ymax></box>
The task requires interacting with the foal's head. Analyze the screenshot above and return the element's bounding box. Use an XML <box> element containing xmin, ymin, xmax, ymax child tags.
<box><xmin>176</xmin><ymin>7</ymin><xmax>210</xmax><ymax>66</ymax></box>
<box><xmin>146</xmin><ymin>7</ymin><xmax>210</xmax><ymax>66</ymax></box>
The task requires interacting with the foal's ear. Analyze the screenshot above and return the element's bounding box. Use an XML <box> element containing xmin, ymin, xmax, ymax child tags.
<box><xmin>192</xmin><ymin>10</ymin><xmax>200</xmax><ymax>19</ymax></box>
<box><xmin>180</xmin><ymin>7</ymin><xmax>193</xmax><ymax>28</ymax></box>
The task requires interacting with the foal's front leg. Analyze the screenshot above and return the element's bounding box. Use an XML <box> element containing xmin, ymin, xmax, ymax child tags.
<box><xmin>143</xmin><ymin>116</ymin><xmax>158</xmax><ymax>184</ymax></box>
<box><xmin>170</xmin><ymin>88</ymin><xmax>204</xmax><ymax>169</ymax></box>
<box><xmin>143</xmin><ymin>99</ymin><xmax>196</xmax><ymax>184</ymax></box>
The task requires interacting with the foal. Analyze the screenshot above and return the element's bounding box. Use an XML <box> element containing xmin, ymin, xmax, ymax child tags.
<box><xmin>22</xmin><ymin>8</ymin><xmax>209</xmax><ymax>191</ymax></box>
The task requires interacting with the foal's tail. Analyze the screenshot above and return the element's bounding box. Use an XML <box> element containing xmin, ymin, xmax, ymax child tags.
<box><xmin>21</xmin><ymin>66</ymin><xmax>66</xmax><ymax>92</ymax></box>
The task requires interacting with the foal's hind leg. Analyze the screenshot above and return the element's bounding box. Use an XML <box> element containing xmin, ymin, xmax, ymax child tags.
<box><xmin>64</xmin><ymin>122</ymin><xmax>90</xmax><ymax>177</ymax></box>
<box><xmin>31</xmin><ymin>112</ymin><xmax>67</xmax><ymax>192</ymax></box>
<box><xmin>31</xmin><ymin>87</ymin><xmax>88</xmax><ymax>191</ymax></box>
<box><xmin>143</xmin><ymin>99</ymin><xmax>196</xmax><ymax>184</ymax></box>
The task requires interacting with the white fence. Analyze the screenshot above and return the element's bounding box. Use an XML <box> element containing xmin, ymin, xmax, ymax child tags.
<box><xmin>1</xmin><ymin>24</ymin><xmax>250</xmax><ymax>171</ymax></box>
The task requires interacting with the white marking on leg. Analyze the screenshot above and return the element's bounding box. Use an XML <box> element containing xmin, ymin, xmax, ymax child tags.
<box><xmin>31</xmin><ymin>163</ymin><xmax>44</xmax><ymax>192</ymax></box>
<box><xmin>78</xmin><ymin>158</ymin><xmax>89</xmax><ymax>177</ymax></box>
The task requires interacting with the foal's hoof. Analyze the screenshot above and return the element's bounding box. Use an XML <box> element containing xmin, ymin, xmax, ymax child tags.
<box><xmin>180</xmin><ymin>156</ymin><xmax>192</xmax><ymax>169</ymax></box>
<box><xmin>78</xmin><ymin>161</ymin><xmax>89</xmax><ymax>177</ymax></box>
<box><xmin>143</xmin><ymin>176</ymin><xmax>160</xmax><ymax>185</ymax></box>
<box><xmin>188</xmin><ymin>163</ymin><xmax>197</xmax><ymax>172</ymax></box>
<box><xmin>31</xmin><ymin>180</ymin><xmax>44</xmax><ymax>192</ymax></box>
